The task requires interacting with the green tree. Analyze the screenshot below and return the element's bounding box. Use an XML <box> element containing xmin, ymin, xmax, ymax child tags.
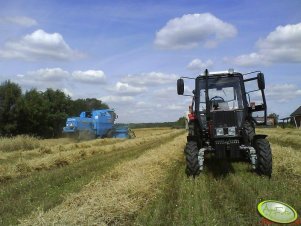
<box><xmin>69</xmin><ymin>98</ymin><xmax>109</xmax><ymax>116</ymax></box>
<box><xmin>0</xmin><ymin>79</ymin><xmax>110</xmax><ymax>138</ymax></box>
<box><xmin>43</xmin><ymin>89</ymin><xmax>71</xmax><ymax>137</ymax></box>
<box><xmin>176</xmin><ymin>116</ymin><xmax>186</xmax><ymax>128</ymax></box>
<box><xmin>0</xmin><ymin>81</ymin><xmax>22</xmax><ymax>136</ymax></box>
<box><xmin>16</xmin><ymin>89</ymin><xmax>49</xmax><ymax>136</ymax></box>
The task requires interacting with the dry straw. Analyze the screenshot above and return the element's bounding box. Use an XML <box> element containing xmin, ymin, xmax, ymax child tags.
<box><xmin>0</xmin><ymin>129</ymin><xmax>181</xmax><ymax>181</ymax></box>
<box><xmin>272</xmin><ymin>143</ymin><xmax>301</xmax><ymax>177</ymax></box>
<box><xmin>0</xmin><ymin>135</ymin><xmax>40</xmax><ymax>152</ymax></box>
<box><xmin>20</xmin><ymin>133</ymin><xmax>186</xmax><ymax>225</ymax></box>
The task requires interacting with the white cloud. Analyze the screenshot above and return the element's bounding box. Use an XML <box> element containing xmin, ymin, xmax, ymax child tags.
<box><xmin>27</xmin><ymin>68</ymin><xmax>69</xmax><ymax>81</ymax></box>
<box><xmin>232</xmin><ymin>23</ymin><xmax>301</xmax><ymax>66</ymax></box>
<box><xmin>62</xmin><ymin>88</ymin><xmax>73</xmax><ymax>97</ymax></box>
<box><xmin>12</xmin><ymin>68</ymin><xmax>107</xmax><ymax>98</ymax></box>
<box><xmin>0</xmin><ymin>29</ymin><xmax>83</xmax><ymax>61</ymax></box>
<box><xmin>18</xmin><ymin>68</ymin><xmax>106</xmax><ymax>84</ymax></box>
<box><xmin>229</xmin><ymin>53</ymin><xmax>265</xmax><ymax>67</ymax></box>
<box><xmin>114</xmin><ymin>82</ymin><xmax>146</xmax><ymax>95</ymax></box>
<box><xmin>187</xmin><ymin>58</ymin><xmax>213</xmax><ymax>71</ymax></box>
<box><xmin>122</xmin><ymin>72</ymin><xmax>178</xmax><ymax>86</ymax></box>
<box><xmin>155</xmin><ymin>87</ymin><xmax>176</xmax><ymax>98</ymax></box>
<box><xmin>72</xmin><ymin>70</ymin><xmax>106</xmax><ymax>84</ymax></box>
<box><xmin>266</xmin><ymin>83</ymin><xmax>301</xmax><ymax>102</ymax></box>
<box><xmin>7</xmin><ymin>68</ymin><xmax>189</xmax><ymax>123</ymax></box>
<box><xmin>165</xmin><ymin>104</ymin><xmax>184</xmax><ymax>110</ymax></box>
<box><xmin>100</xmin><ymin>95</ymin><xmax>134</xmax><ymax>103</ymax></box>
<box><xmin>154</xmin><ymin>13</ymin><xmax>237</xmax><ymax>49</ymax></box>
<box><xmin>95</xmin><ymin>70</ymin><xmax>189</xmax><ymax>122</ymax></box>
<box><xmin>0</xmin><ymin>16</ymin><xmax>37</xmax><ymax>27</ymax></box>
<box><xmin>15</xmin><ymin>67</ymin><xmax>70</xmax><ymax>91</ymax></box>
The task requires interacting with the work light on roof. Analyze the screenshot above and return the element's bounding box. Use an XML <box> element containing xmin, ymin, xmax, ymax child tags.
<box><xmin>228</xmin><ymin>68</ymin><xmax>234</xmax><ymax>74</ymax></box>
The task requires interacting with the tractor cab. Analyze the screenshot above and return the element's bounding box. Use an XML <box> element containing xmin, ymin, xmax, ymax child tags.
<box><xmin>198</xmin><ymin>75</ymin><xmax>244</xmax><ymax>112</ymax></box>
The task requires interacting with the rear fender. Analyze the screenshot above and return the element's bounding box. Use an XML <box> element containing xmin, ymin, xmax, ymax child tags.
<box><xmin>187</xmin><ymin>135</ymin><xmax>197</xmax><ymax>142</ymax></box>
<box><xmin>253</xmin><ymin>134</ymin><xmax>268</xmax><ymax>140</ymax></box>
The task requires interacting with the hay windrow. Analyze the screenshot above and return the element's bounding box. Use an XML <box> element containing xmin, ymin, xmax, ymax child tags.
<box><xmin>0</xmin><ymin>135</ymin><xmax>40</xmax><ymax>152</ymax></box>
<box><xmin>1</xmin><ymin>128</ymin><xmax>173</xmax><ymax>162</ymax></box>
<box><xmin>20</xmin><ymin>133</ymin><xmax>186</xmax><ymax>225</ymax></box>
<box><xmin>25</xmin><ymin>130</ymin><xmax>180</xmax><ymax>171</ymax></box>
<box><xmin>0</xmin><ymin>129</ymin><xmax>182</xmax><ymax>181</ymax></box>
<box><xmin>272</xmin><ymin>143</ymin><xmax>301</xmax><ymax>177</ymax></box>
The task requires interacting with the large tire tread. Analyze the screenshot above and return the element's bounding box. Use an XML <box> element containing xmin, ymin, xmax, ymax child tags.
<box><xmin>254</xmin><ymin>138</ymin><xmax>272</xmax><ymax>177</ymax></box>
<box><xmin>184</xmin><ymin>141</ymin><xmax>200</xmax><ymax>177</ymax></box>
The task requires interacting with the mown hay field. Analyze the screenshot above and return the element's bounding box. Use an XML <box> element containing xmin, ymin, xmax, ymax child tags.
<box><xmin>0</xmin><ymin>127</ymin><xmax>300</xmax><ymax>225</ymax></box>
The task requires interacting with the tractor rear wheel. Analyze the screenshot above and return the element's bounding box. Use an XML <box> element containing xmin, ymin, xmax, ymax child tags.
<box><xmin>184</xmin><ymin>141</ymin><xmax>200</xmax><ymax>177</ymax></box>
<box><xmin>254</xmin><ymin>138</ymin><xmax>272</xmax><ymax>177</ymax></box>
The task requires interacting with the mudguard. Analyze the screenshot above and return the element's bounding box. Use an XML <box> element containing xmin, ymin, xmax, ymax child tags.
<box><xmin>253</xmin><ymin>134</ymin><xmax>268</xmax><ymax>140</ymax></box>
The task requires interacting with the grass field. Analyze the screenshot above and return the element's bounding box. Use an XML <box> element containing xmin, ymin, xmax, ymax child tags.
<box><xmin>0</xmin><ymin>127</ymin><xmax>300</xmax><ymax>225</ymax></box>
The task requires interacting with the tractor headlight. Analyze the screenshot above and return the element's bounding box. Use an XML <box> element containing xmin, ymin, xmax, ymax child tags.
<box><xmin>216</xmin><ymin>128</ymin><xmax>224</xmax><ymax>136</ymax></box>
<box><xmin>228</xmin><ymin>127</ymin><xmax>236</xmax><ymax>136</ymax></box>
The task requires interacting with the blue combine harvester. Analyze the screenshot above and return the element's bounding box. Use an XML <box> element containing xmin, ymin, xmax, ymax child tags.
<box><xmin>63</xmin><ymin>109</ymin><xmax>134</xmax><ymax>139</ymax></box>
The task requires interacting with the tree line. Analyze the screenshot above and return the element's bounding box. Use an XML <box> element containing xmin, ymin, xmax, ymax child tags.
<box><xmin>129</xmin><ymin>117</ymin><xmax>186</xmax><ymax>129</ymax></box>
<box><xmin>0</xmin><ymin>80</ymin><xmax>108</xmax><ymax>138</ymax></box>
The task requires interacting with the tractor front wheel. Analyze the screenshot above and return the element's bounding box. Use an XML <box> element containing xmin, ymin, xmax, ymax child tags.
<box><xmin>243</xmin><ymin>121</ymin><xmax>255</xmax><ymax>145</ymax></box>
<box><xmin>184</xmin><ymin>141</ymin><xmax>200</xmax><ymax>177</ymax></box>
<box><xmin>254</xmin><ymin>138</ymin><xmax>272</xmax><ymax>177</ymax></box>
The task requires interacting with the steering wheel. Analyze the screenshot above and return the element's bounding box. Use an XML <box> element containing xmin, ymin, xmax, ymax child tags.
<box><xmin>210</xmin><ymin>96</ymin><xmax>225</xmax><ymax>110</ymax></box>
<box><xmin>210</xmin><ymin>96</ymin><xmax>225</xmax><ymax>102</ymax></box>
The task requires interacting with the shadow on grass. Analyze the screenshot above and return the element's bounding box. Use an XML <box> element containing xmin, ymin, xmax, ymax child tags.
<box><xmin>205</xmin><ymin>157</ymin><xmax>236</xmax><ymax>179</ymax></box>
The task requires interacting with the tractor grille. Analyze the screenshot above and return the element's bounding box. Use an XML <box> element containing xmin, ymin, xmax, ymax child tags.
<box><xmin>211</xmin><ymin>111</ymin><xmax>237</xmax><ymax>127</ymax></box>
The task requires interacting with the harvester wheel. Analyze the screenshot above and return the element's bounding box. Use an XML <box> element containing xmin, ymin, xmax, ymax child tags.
<box><xmin>106</xmin><ymin>129</ymin><xmax>113</xmax><ymax>138</ymax></box>
<box><xmin>254</xmin><ymin>138</ymin><xmax>272</xmax><ymax>177</ymax></box>
<box><xmin>129</xmin><ymin>129</ymin><xmax>136</xmax><ymax>138</ymax></box>
<box><xmin>184</xmin><ymin>141</ymin><xmax>200</xmax><ymax>177</ymax></box>
<box><xmin>78</xmin><ymin>131</ymin><xmax>95</xmax><ymax>140</ymax></box>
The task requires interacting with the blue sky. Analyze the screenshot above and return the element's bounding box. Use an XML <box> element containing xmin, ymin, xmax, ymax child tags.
<box><xmin>0</xmin><ymin>0</ymin><xmax>300</xmax><ymax>122</ymax></box>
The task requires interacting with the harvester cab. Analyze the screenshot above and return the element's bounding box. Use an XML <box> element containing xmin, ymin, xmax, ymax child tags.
<box><xmin>63</xmin><ymin>109</ymin><xmax>135</xmax><ymax>139</ymax></box>
<box><xmin>177</xmin><ymin>69</ymin><xmax>272</xmax><ymax>177</ymax></box>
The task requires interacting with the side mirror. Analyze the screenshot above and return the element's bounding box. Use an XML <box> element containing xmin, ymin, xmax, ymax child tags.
<box><xmin>177</xmin><ymin>79</ymin><xmax>184</xmax><ymax>95</ymax></box>
<box><xmin>257</xmin><ymin>73</ymin><xmax>265</xmax><ymax>90</ymax></box>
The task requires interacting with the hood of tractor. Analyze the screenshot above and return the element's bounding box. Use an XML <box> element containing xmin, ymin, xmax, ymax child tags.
<box><xmin>210</xmin><ymin>110</ymin><xmax>244</xmax><ymax>138</ymax></box>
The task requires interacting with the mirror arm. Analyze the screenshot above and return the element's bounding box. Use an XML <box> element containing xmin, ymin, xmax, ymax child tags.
<box><xmin>243</xmin><ymin>77</ymin><xmax>257</xmax><ymax>82</ymax></box>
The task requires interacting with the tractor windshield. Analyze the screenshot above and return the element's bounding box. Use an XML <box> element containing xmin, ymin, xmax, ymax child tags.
<box><xmin>199</xmin><ymin>76</ymin><xmax>243</xmax><ymax>111</ymax></box>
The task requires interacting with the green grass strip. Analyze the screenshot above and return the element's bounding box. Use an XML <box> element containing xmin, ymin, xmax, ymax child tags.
<box><xmin>135</xmin><ymin>157</ymin><xmax>301</xmax><ymax>226</ymax></box>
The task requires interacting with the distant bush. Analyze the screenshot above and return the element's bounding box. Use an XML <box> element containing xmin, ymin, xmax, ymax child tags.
<box><xmin>0</xmin><ymin>135</ymin><xmax>40</xmax><ymax>152</ymax></box>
